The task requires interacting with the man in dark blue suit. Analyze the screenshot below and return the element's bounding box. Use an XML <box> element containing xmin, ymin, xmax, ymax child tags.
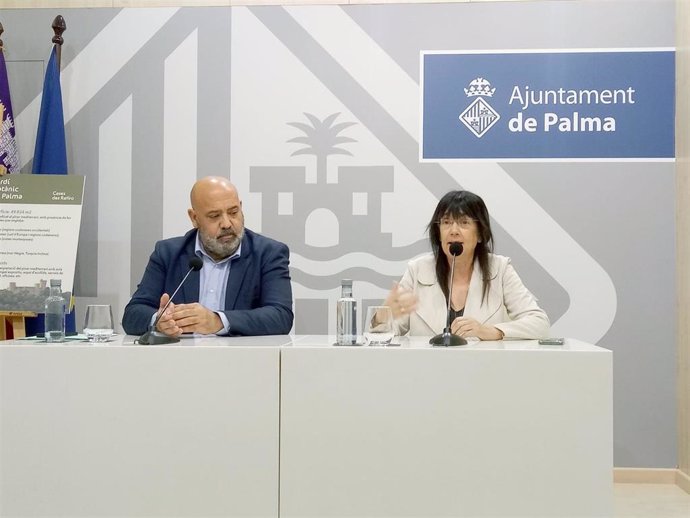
<box><xmin>122</xmin><ymin>176</ymin><xmax>293</xmax><ymax>337</ymax></box>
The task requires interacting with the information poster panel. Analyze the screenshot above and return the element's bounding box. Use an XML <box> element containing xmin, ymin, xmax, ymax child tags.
<box><xmin>0</xmin><ymin>175</ymin><xmax>85</xmax><ymax>312</ymax></box>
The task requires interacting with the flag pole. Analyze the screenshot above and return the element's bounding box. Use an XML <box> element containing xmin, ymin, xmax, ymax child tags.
<box><xmin>51</xmin><ymin>15</ymin><xmax>66</xmax><ymax>69</ymax></box>
<box><xmin>32</xmin><ymin>15</ymin><xmax>68</xmax><ymax>175</ymax></box>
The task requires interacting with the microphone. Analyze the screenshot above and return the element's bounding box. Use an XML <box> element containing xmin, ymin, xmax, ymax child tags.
<box><xmin>449</xmin><ymin>242</ymin><xmax>463</xmax><ymax>259</ymax></box>
<box><xmin>137</xmin><ymin>257</ymin><xmax>203</xmax><ymax>345</ymax></box>
<box><xmin>430</xmin><ymin>242</ymin><xmax>467</xmax><ymax>347</ymax></box>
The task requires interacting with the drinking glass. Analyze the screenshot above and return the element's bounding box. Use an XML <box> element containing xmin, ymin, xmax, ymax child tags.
<box><xmin>84</xmin><ymin>305</ymin><xmax>114</xmax><ymax>343</ymax></box>
<box><xmin>364</xmin><ymin>306</ymin><xmax>394</xmax><ymax>346</ymax></box>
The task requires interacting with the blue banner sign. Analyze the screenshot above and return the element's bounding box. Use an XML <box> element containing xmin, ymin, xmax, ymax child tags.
<box><xmin>421</xmin><ymin>49</ymin><xmax>675</xmax><ymax>160</ymax></box>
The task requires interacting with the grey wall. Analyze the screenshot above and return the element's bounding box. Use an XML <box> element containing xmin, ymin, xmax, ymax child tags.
<box><xmin>0</xmin><ymin>0</ymin><xmax>676</xmax><ymax>468</ymax></box>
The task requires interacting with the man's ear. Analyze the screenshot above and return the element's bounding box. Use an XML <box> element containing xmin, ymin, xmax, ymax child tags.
<box><xmin>188</xmin><ymin>208</ymin><xmax>198</xmax><ymax>228</ymax></box>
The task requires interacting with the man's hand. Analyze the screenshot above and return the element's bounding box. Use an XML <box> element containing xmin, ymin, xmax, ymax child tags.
<box><xmin>155</xmin><ymin>293</ymin><xmax>182</xmax><ymax>337</ymax></box>
<box><xmin>170</xmin><ymin>303</ymin><xmax>224</xmax><ymax>335</ymax></box>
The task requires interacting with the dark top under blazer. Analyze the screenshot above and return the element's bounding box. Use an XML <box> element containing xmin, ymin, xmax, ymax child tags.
<box><xmin>122</xmin><ymin>228</ymin><xmax>293</xmax><ymax>336</ymax></box>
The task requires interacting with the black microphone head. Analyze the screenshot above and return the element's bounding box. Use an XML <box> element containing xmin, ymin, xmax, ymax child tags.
<box><xmin>449</xmin><ymin>242</ymin><xmax>463</xmax><ymax>256</ymax></box>
<box><xmin>188</xmin><ymin>256</ymin><xmax>203</xmax><ymax>271</ymax></box>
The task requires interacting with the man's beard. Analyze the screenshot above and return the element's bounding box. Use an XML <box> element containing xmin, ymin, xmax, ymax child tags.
<box><xmin>200</xmin><ymin>227</ymin><xmax>244</xmax><ymax>260</ymax></box>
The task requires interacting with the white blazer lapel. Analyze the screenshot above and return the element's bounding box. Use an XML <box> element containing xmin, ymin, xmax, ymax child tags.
<box><xmin>414</xmin><ymin>259</ymin><xmax>448</xmax><ymax>335</ymax></box>
<box><xmin>464</xmin><ymin>257</ymin><xmax>503</xmax><ymax>324</ymax></box>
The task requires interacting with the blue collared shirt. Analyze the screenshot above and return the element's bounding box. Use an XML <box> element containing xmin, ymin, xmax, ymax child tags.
<box><xmin>194</xmin><ymin>233</ymin><xmax>241</xmax><ymax>335</ymax></box>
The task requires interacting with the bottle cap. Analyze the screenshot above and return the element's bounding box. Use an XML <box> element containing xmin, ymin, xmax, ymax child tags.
<box><xmin>341</xmin><ymin>279</ymin><xmax>353</xmax><ymax>287</ymax></box>
<box><xmin>49</xmin><ymin>279</ymin><xmax>61</xmax><ymax>287</ymax></box>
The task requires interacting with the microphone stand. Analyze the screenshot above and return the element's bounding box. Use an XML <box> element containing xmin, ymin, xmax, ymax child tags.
<box><xmin>137</xmin><ymin>260</ymin><xmax>201</xmax><ymax>345</ymax></box>
<box><xmin>430</xmin><ymin>244</ymin><xmax>467</xmax><ymax>347</ymax></box>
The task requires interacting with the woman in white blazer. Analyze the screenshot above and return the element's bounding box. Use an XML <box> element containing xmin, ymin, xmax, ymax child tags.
<box><xmin>383</xmin><ymin>191</ymin><xmax>550</xmax><ymax>340</ymax></box>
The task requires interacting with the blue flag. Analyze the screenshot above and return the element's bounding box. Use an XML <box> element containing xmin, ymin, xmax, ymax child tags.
<box><xmin>32</xmin><ymin>45</ymin><xmax>67</xmax><ymax>174</ymax></box>
<box><xmin>0</xmin><ymin>47</ymin><xmax>20</xmax><ymax>175</ymax></box>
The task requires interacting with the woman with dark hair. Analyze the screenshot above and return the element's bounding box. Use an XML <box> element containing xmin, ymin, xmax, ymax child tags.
<box><xmin>383</xmin><ymin>190</ymin><xmax>549</xmax><ymax>340</ymax></box>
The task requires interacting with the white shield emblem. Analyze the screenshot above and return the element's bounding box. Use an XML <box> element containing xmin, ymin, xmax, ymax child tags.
<box><xmin>459</xmin><ymin>97</ymin><xmax>500</xmax><ymax>138</ymax></box>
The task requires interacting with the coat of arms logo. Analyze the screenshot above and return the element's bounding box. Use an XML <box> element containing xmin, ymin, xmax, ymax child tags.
<box><xmin>459</xmin><ymin>77</ymin><xmax>500</xmax><ymax>138</ymax></box>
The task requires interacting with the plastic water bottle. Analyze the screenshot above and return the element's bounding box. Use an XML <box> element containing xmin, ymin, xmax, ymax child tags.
<box><xmin>44</xmin><ymin>279</ymin><xmax>66</xmax><ymax>343</ymax></box>
<box><xmin>336</xmin><ymin>279</ymin><xmax>357</xmax><ymax>345</ymax></box>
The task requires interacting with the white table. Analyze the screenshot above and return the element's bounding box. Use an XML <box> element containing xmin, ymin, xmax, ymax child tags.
<box><xmin>280</xmin><ymin>336</ymin><xmax>613</xmax><ymax>517</ymax></box>
<box><xmin>1</xmin><ymin>335</ymin><xmax>612</xmax><ymax>517</ymax></box>
<box><xmin>0</xmin><ymin>334</ymin><xmax>291</xmax><ymax>518</ymax></box>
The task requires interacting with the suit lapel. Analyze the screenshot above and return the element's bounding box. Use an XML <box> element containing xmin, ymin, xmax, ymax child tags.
<box><xmin>182</xmin><ymin>235</ymin><xmax>200</xmax><ymax>303</ymax></box>
<box><xmin>183</xmin><ymin>268</ymin><xmax>201</xmax><ymax>303</ymax></box>
<box><xmin>414</xmin><ymin>259</ymin><xmax>447</xmax><ymax>334</ymax></box>
<box><xmin>464</xmin><ymin>257</ymin><xmax>502</xmax><ymax>324</ymax></box>
<box><xmin>224</xmin><ymin>233</ymin><xmax>252</xmax><ymax>310</ymax></box>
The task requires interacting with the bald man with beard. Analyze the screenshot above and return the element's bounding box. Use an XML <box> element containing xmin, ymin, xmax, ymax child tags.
<box><xmin>122</xmin><ymin>176</ymin><xmax>293</xmax><ymax>337</ymax></box>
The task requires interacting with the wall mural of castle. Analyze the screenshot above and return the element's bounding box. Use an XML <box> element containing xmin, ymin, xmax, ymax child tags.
<box><xmin>249</xmin><ymin>113</ymin><xmax>428</xmax><ymax>332</ymax></box>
